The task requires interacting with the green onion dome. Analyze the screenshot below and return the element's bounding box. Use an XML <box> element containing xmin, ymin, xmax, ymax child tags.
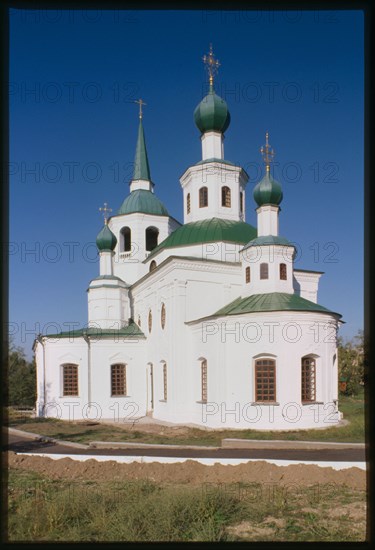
<box><xmin>96</xmin><ymin>224</ymin><xmax>117</xmax><ymax>252</ymax></box>
<box><xmin>194</xmin><ymin>86</ymin><xmax>231</xmax><ymax>134</ymax></box>
<box><xmin>253</xmin><ymin>170</ymin><xmax>283</xmax><ymax>207</ymax></box>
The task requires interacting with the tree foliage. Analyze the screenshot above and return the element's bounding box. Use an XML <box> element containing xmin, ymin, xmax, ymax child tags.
<box><xmin>338</xmin><ymin>330</ymin><xmax>364</xmax><ymax>396</ymax></box>
<box><xmin>8</xmin><ymin>341</ymin><xmax>36</xmax><ymax>408</ymax></box>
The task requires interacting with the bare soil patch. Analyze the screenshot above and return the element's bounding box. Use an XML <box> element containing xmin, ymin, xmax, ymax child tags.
<box><xmin>6</xmin><ymin>451</ymin><xmax>366</xmax><ymax>490</ymax></box>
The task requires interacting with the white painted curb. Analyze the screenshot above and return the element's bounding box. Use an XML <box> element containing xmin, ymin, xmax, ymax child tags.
<box><xmin>18</xmin><ymin>452</ymin><xmax>367</xmax><ymax>471</ymax></box>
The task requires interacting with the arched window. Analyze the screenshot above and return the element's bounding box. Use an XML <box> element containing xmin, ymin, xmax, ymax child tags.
<box><xmin>148</xmin><ymin>310</ymin><xmax>152</xmax><ymax>333</ymax></box>
<box><xmin>255</xmin><ymin>358</ymin><xmax>276</xmax><ymax>402</ymax></box>
<box><xmin>62</xmin><ymin>363</ymin><xmax>79</xmax><ymax>396</ymax></box>
<box><xmin>260</xmin><ymin>263</ymin><xmax>269</xmax><ymax>280</ymax></box>
<box><xmin>145</xmin><ymin>227</ymin><xmax>159</xmax><ymax>252</ymax></box>
<box><xmin>163</xmin><ymin>363</ymin><xmax>167</xmax><ymax>401</ymax></box>
<box><xmin>149</xmin><ymin>260</ymin><xmax>157</xmax><ymax>272</ymax></box>
<box><xmin>187</xmin><ymin>193</ymin><xmax>191</xmax><ymax>214</ymax></box>
<box><xmin>199</xmin><ymin>186</ymin><xmax>208</xmax><ymax>208</ymax></box>
<box><xmin>120</xmin><ymin>227</ymin><xmax>131</xmax><ymax>252</ymax></box>
<box><xmin>161</xmin><ymin>303</ymin><xmax>166</xmax><ymax>329</ymax></box>
<box><xmin>201</xmin><ymin>359</ymin><xmax>207</xmax><ymax>403</ymax></box>
<box><xmin>240</xmin><ymin>191</ymin><xmax>244</xmax><ymax>215</ymax></box>
<box><xmin>138</xmin><ymin>315</ymin><xmax>141</xmax><ymax>327</ymax></box>
<box><xmin>221</xmin><ymin>186</ymin><xmax>231</xmax><ymax>207</ymax></box>
<box><xmin>280</xmin><ymin>263</ymin><xmax>287</xmax><ymax>280</ymax></box>
<box><xmin>301</xmin><ymin>357</ymin><xmax>316</xmax><ymax>402</ymax></box>
<box><xmin>245</xmin><ymin>266</ymin><xmax>251</xmax><ymax>284</ymax></box>
<box><xmin>111</xmin><ymin>363</ymin><xmax>127</xmax><ymax>396</ymax></box>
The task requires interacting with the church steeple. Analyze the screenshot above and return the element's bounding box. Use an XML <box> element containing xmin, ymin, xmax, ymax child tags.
<box><xmin>129</xmin><ymin>99</ymin><xmax>153</xmax><ymax>192</ymax></box>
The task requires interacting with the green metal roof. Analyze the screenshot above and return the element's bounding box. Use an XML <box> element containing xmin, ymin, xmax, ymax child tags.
<box><xmin>214</xmin><ymin>292</ymin><xmax>342</xmax><ymax>318</ymax></box>
<box><xmin>96</xmin><ymin>224</ymin><xmax>117</xmax><ymax>252</ymax></box>
<box><xmin>133</xmin><ymin>118</ymin><xmax>151</xmax><ymax>181</ymax></box>
<box><xmin>147</xmin><ymin>217</ymin><xmax>257</xmax><ymax>259</ymax></box>
<box><xmin>194</xmin><ymin>87</ymin><xmax>231</xmax><ymax>134</ymax></box>
<box><xmin>118</xmin><ymin>189</ymin><xmax>169</xmax><ymax>216</ymax></box>
<box><xmin>242</xmin><ymin>235</ymin><xmax>294</xmax><ymax>251</ymax></box>
<box><xmin>42</xmin><ymin>320</ymin><xmax>145</xmax><ymax>340</ymax></box>
<box><xmin>253</xmin><ymin>171</ymin><xmax>283</xmax><ymax>207</ymax></box>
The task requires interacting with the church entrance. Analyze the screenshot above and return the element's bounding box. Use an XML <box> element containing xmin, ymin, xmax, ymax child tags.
<box><xmin>146</xmin><ymin>363</ymin><xmax>154</xmax><ymax>415</ymax></box>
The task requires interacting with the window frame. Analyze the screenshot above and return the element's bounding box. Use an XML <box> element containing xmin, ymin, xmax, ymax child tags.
<box><xmin>254</xmin><ymin>359</ymin><xmax>276</xmax><ymax>403</ymax></box>
<box><xmin>301</xmin><ymin>357</ymin><xmax>316</xmax><ymax>403</ymax></box>
<box><xmin>163</xmin><ymin>363</ymin><xmax>167</xmax><ymax>401</ymax></box>
<box><xmin>221</xmin><ymin>186</ymin><xmax>231</xmax><ymax>208</ymax></box>
<box><xmin>161</xmin><ymin>303</ymin><xmax>166</xmax><ymax>329</ymax></box>
<box><xmin>260</xmin><ymin>263</ymin><xmax>269</xmax><ymax>280</ymax></box>
<box><xmin>199</xmin><ymin>186</ymin><xmax>208</xmax><ymax>208</ymax></box>
<box><xmin>201</xmin><ymin>359</ymin><xmax>207</xmax><ymax>403</ymax></box>
<box><xmin>279</xmin><ymin>263</ymin><xmax>287</xmax><ymax>280</ymax></box>
<box><xmin>111</xmin><ymin>363</ymin><xmax>127</xmax><ymax>397</ymax></box>
<box><xmin>245</xmin><ymin>266</ymin><xmax>251</xmax><ymax>284</ymax></box>
<box><xmin>145</xmin><ymin>226</ymin><xmax>159</xmax><ymax>252</ymax></box>
<box><xmin>62</xmin><ymin>363</ymin><xmax>79</xmax><ymax>397</ymax></box>
<box><xmin>120</xmin><ymin>226</ymin><xmax>131</xmax><ymax>252</ymax></box>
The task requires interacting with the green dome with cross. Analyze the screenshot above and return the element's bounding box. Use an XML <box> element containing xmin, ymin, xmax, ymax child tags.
<box><xmin>253</xmin><ymin>133</ymin><xmax>283</xmax><ymax>207</ymax></box>
<box><xmin>194</xmin><ymin>44</ymin><xmax>231</xmax><ymax>134</ymax></box>
<box><xmin>96</xmin><ymin>223</ymin><xmax>117</xmax><ymax>252</ymax></box>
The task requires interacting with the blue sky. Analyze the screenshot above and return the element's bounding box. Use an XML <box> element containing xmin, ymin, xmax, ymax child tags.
<box><xmin>9</xmin><ymin>9</ymin><xmax>364</xmax><ymax>358</ymax></box>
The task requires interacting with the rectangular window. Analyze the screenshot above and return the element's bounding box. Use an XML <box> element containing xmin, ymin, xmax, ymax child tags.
<box><xmin>245</xmin><ymin>266</ymin><xmax>251</xmax><ymax>284</ymax></box>
<box><xmin>301</xmin><ymin>357</ymin><xmax>316</xmax><ymax>402</ymax></box>
<box><xmin>280</xmin><ymin>263</ymin><xmax>287</xmax><ymax>280</ymax></box>
<box><xmin>63</xmin><ymin>364</ymin><xmax>78</xmax><ymax>396</ymax></box>
<box><xmin>255</xmin><ymin>359</ymin><xmax>276</xmax><ymax>402</ymax></box>
<box><xmin>199</xmin><ymin>187</ymin><xmax>208</xmax><ymax>208</ymax></box>
<box><xmin>111</xmin><ymin>364</ymin><xmax>127</xmax><ymax>396</ymax></box>
<box><xmin>163</xmin><ymin>363</ymin><xmax>167</xmax><ymax>401</ymax></box>
<box><xmin>260</xmin><ymin>263</ymin><xmax>269</xmax><ymax>280</ymax></box>
<box><xmin>201</xmin><ymin>360</ymin><xmax>207</xmax><ymax>403</ymax></box>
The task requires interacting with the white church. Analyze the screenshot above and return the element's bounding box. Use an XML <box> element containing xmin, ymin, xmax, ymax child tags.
<box><xmin>34</xmin><ymin>48</ymin><xmax>342</xmax><ymax>429</ymax></box>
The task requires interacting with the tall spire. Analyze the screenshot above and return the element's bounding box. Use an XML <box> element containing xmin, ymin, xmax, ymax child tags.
<box><xmin>132</xmin><ymin>99</ymin><xmax>151</xmax><ymax>182</ymax></box>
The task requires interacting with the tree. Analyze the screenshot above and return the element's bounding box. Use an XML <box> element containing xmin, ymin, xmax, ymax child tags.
<box><xmin>8</xmin><ymin>340</ymin><xmax>36</xmax><ymax>408</ymax></box>
<box><xmin>338</xmin><ymin>330</ymin><xmax>364</xmax><ymax>396</ymax></box>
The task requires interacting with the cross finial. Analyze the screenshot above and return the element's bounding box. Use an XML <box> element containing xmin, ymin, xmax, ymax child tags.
<box><xmin>134</xmin><ymin>98</ymin><xmax>147</xmax><ymax>119</ymax></box>
<box><xmin>260</xmin><ymin>132</ymin><xmax>275</xmax><ymax>173</ymax></box>
<box><xmin>99</xmin><ymin>202</ymin><xmax>112</xmax><ymax>224</ymax></box>
<box><xmin>202</xmin><ymin>43</ymin><xmax>220</xmax><ymax>88</ymax></box>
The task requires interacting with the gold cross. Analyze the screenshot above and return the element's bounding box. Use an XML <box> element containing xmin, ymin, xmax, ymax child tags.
<box><xmin>260</xmin><ymin>132</ymin><xmax>275</xmax><ymax>173</ymax></box>
<box><xmin>99</xmin><ymin>202</ymin><xmax>112</xmax><ymax>224</ymax></box>
<box><xmin>202</xmin><ymin>43</ymin><xmax>220</xmax><ymax>87</ymax></box>
<box><xmin>134</xmin><ymin>98</ymin><xmax>147</xmax><ymax>119</ymax></box>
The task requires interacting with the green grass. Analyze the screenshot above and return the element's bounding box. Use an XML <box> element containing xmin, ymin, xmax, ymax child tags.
<box><xmin>7</xmin><ymin>468</ymin><xmax>366</xmax><ymax>541</ymax></box>
<box><xmin>6</xmin><ymin>390</ymin><xmax>365</xmax><ymax>446</ymax></box>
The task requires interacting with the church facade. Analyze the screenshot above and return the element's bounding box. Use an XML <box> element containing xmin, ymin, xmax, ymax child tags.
<box><xmin>34</xmin><ymin>49</ymin><xmax>342</xmax><ymax>430</ymax></box>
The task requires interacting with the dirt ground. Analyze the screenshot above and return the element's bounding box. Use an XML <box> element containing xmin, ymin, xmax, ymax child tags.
<box><xmin>6</xmin><ymin>451</ymin><xmax>366</xmax><ymax>490</ymax></box>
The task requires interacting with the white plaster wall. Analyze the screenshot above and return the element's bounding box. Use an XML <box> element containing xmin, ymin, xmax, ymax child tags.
<box><xmin>144</xmin><ymin>242</ymin><xmax>245</xmax><ymax>269</ymax></box>
<box><xmin>293</xmin><ymin>270</ymin><xmax>322</xmax><ymax>303</ymax></box>
<box><xmin>181</xmin><ymin>311</ymin><xmax>340</xmax><ymax>429</ymax></box>
<box><xmin>240</xmin><ymin>245</ymin><xmax>295</xmax><ymax>296</ymax></box>
<box><xmin>180</xmin><ymin>163</ymin><xmax>248</xmax><ymax>224</ymax></box>
<box><xmin>38</xmin><ymin>338</ymin><xmax>88</xmax><ymax>420</ymax></box>
<box><xmin>88</xmin><ymin>284</ymin><xmax>129</xmax><ymax>328</ymax></box>
<box><xmin>108</xmin><ymin>213</ymin><xmax>181</xmax><ymax>284</ymax></box>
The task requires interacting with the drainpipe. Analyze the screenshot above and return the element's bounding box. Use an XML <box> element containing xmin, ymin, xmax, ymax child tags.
<box><xmin>35</xmin><ymin>334</ymin><xmax>46</xmax><ymax>417</ymax></box>
<box><xmin>83</xmin><ymin>331</ymin><xmax>91</xmax><ymax>415</ymax></box>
